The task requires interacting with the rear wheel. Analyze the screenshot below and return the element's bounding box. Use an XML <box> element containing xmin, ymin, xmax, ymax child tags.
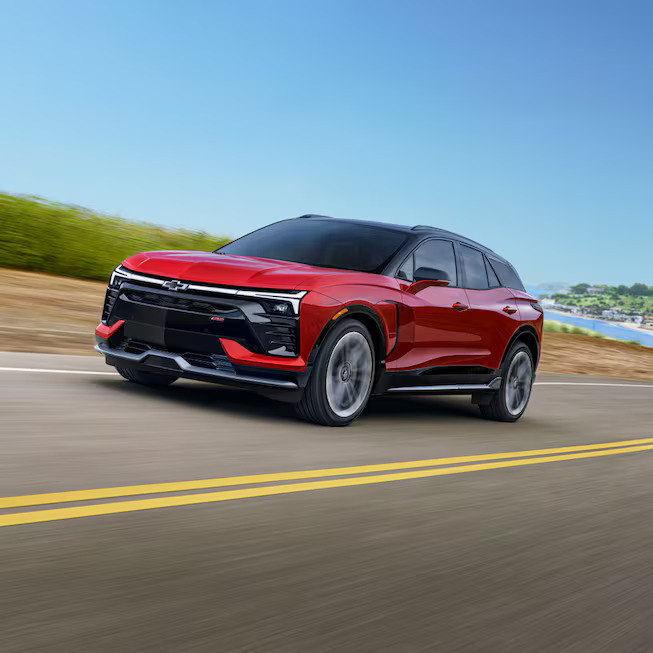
<box><xmin>116</xmin><ymin>367</ymin><xmax>179</xmax><ymax>387</ymax></box>
<box><xmin>479</xmin><ymin>342</ymin><xmax>534</xmax><ymax>422</ymax></box>
<box><xmin>295</xmin><ymin>319</ymin><xmax>375</xmax><ymax>426</ymax></box>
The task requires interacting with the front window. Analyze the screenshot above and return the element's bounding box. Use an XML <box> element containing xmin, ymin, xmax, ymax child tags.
<box><xmin>217</xmin><ymin>219</ymin><xmax>408</xmax><ymax>274</ymax></box>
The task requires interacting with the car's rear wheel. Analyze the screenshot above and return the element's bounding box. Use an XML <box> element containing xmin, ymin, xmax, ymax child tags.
<box><xmin>479</xmin><ymin>342</ymin><xmax>534</xmax><ymax>422</ymax></box>
<box><xmin>295</xmin><ymin>319</ymin><xmax>375</xmax><ymax>426</ymax></box>
<box><xmin>116</xmin><ymin>367</ymin><xmax>179</xmax><ymax>387</ymax></box>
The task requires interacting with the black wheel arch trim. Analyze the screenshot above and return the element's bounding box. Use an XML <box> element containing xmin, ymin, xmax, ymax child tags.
<box><xmin>310</xmin><ymin>304</ymin><xmax>388</xmax><ymax>368</ymax></box>
<box><xmin>502</xmin><ymin>325</ymin><xmax>540</xmax><ymax>367</ymax></box>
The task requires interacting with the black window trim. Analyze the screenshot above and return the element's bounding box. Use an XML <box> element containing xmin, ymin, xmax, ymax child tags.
<box><xmin>393</xmin><ymin>237</ymin><xmax>460</xmax><ymax>288</ymax></box>
<box><xmin>484</xmin><ymin>254</ymin><xmax>502</xmax><ymax>289</ymax></box>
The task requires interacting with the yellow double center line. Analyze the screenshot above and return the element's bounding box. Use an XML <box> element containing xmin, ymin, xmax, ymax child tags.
<box><xmin>2</xmin><ymin>437</ymin><xmax>653</xmax><ymax>527</ymax></box>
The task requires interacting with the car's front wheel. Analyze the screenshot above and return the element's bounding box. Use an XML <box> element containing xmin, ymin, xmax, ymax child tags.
<box><xmin>479</xmin><ymin>342</ymin><xmax>534</xmax><ymax>422</ymax></box>
<box><xmin>295</xmin><ymin>319</ymin><xmax>375</xmax><ymax>426</ymax></box>
<box><xmin>116</xmin><ymin>367</ymin><xmax>179</xmax><ymax>387</ymax></box>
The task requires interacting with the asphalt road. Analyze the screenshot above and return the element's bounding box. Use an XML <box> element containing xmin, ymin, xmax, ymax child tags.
<box><xmin>2</xmin><ymin>352</ymin><xmax>653</xmax><ymax>652</ymax></box>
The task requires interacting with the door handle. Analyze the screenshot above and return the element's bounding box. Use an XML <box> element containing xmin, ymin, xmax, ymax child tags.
<box><xmin>503</xmin><ymin>306</ymin><xmax>517</xmax><ymax>315</ymax></box>
<box><xmin>453</xmin><ymin>302</ymin><xmax>468</xmax><ymax>311</ymax></box>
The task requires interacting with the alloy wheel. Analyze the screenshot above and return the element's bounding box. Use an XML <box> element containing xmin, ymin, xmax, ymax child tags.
<box><xmin>325</xmin><ymin>331</ymin><xmax>373</xmax><ymax>418</ymax></box>
<box><xmin>504</xmin><ymin>350</ymin><xmax>533</xmax><ymax>416</ymax></box>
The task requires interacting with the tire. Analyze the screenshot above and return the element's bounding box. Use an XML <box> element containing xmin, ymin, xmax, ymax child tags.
<box><xmin>116</xmin><ymin>366</ymin><xmax>179</xmax><ymax>387</ymax></box>
<box><xmin>479</xmin><ymin>342</ymin><xmax>534</xmax><ymax>422</ymax></box>
<box><xmin>295</xmin><ymin>319</ymin><xmax>376</xmax><ymax>426</ymax></box>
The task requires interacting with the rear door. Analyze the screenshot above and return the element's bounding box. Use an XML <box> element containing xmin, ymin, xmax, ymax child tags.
<box><xmin>392</xmin><ymin>239</ymin><xmax>476</xmax><ymax>370</ymax></box>
<box><xmin>457</xmin><ymin>244</ymin><xmax>520</xmax><ymax>370</ymax></box>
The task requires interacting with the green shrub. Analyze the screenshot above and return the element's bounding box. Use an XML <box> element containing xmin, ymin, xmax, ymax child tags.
<box><xmin>0</xmin><ymin>192</ymin><xmax>229</xmax><ymax>281</ymax></box>
<box><xmin>543</xmin><ymin>320</ymin><xmax>605</xmax><ymax>339</ymax></box>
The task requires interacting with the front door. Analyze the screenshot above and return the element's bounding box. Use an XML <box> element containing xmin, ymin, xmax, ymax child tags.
<box><xmin>393</xmin><ymin>239</ymin><xmax>478</xmax><ymax>370</ymax></box>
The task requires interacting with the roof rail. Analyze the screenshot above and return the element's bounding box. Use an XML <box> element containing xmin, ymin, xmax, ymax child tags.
<box><xmin>413</xmin><ymin>225</ymin><xmax>496</xmax><ymax>254</ymax></box>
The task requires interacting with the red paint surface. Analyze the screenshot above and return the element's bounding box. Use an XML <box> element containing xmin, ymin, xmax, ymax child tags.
<box><xmin>95</xmin><ymin>320</ymin><xmax>125</xmax><ymax>338</ymax></box>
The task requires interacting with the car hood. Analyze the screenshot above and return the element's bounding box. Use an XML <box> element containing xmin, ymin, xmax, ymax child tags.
<box><xmin>122</xmin><ymin>250</ymin><xmax>375</xmax><ymax>291</ymax></box>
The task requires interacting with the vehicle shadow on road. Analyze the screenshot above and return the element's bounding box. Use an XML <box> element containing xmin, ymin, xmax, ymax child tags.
<box><xmin>94</xmin><ymin>378</ymin><xmax>483</xmax><ymax>426</ymax></box>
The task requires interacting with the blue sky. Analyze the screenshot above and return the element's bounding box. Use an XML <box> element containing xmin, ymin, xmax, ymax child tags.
<box><xmin>1</xmin><ymin>0</ymin><xmax>651</xmax><ymax>285</ymax></box>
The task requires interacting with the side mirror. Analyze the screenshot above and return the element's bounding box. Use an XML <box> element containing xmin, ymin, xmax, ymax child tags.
<box><xmin>405</xmin><ymin>267</ymin><xmax>451</xmax><ymax>293</ymax></box>
<box><xmin>413</xmin><ymin>267</ymin><xmax>450</xmax><ymax>283</ymax></box>
<box><xmin>405</xmin><ymin>278</ymin><xmax>451</xmax><ymax>294</ymax></box>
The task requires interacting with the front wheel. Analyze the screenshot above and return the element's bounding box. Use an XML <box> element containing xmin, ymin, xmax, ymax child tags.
<box><xmin>479</xmin><ymin>343</ymin><xmax>534</xmax><ymax>422</ymax></box>
<box><xmin>295</xmin><ymin>319</ymin><xmax>375</xmax><ymax>426</ymax></box>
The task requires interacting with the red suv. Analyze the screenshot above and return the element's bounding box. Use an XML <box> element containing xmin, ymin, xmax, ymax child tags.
<box><xmin>96</xmin><ymin>216</ymin><xmax>542</xmax><ymax>426</ymax></box>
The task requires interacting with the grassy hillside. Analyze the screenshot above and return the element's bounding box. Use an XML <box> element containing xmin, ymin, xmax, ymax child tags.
<box><xmin>553</xmin><ymin>293</ymin><xmax>653</xmax><ymax>313</ymax></box>
<box><xmin>0</xmin><ymin>192</ymin><xmax>229</xmax><ymax>281</ymax></box>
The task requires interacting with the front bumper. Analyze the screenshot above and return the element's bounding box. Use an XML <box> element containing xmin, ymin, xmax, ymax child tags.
<box><xmin>96</xmin><ymin>266</ymin><xmax>316</xmax><ymax>393</ymax></box>
<box><xmin>95</xmin><ymin>338</ymin><xmax>300</xmax><ymax>390</ymax></box>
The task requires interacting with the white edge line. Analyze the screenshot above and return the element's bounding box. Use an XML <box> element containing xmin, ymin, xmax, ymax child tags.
<box><xmin>0</xmin><ymin>368</ymin><xmax>651</xmax><ymax>387</ymax></box>
<box><xmin>0</xmin><ymin>368</ymin><xmax>117</xmax><ymax>375</ymax></box>
<box><xmin>534</xmin><ymin>382</ymin><xmax>653</xmax><ymax>388</ymax></box>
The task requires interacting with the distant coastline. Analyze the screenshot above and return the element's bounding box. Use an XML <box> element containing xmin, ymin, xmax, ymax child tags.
<box><xmin>545</xmin><ymin>309</ymin><xmax>644</xmax><ymax>332</ymax></box>
<box><xmin>543</xmin><ymin>310</ymin><xmax>653</xmax><ymax>348</ymax></box>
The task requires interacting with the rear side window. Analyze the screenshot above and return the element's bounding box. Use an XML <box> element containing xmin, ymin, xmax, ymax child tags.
<box><xmin>488</xmin><ymin>257</ymin><xmax>525</xmax><ymax>291</ymax></box>
<box><xmin>459</xmin><ymin>245</ymin><xmax>488</xmax><ymax>290</ymax></box>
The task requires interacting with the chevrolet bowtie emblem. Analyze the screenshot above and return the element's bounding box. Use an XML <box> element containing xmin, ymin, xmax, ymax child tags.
<box><xmin>162</xmin><ymin>279</ymin><xmax>190</xmax><ymax>291</ymax></box>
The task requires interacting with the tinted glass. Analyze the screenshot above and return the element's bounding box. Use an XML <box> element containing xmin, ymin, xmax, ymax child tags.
<box><xmin>460</xmin><ymin>245</ymin><xmax>488</xmax><ymax>289</ymax></box>
<box><xmin>412</xmin><ymin>240</ymin><xmax>457</xmax><ymax>285</ymax></box>
<box><xmin>488</xmin><ymin>257</ymin><xmax>525</xmax><ymax>291</ymax></box>
<box><xmin>218</xmin><ymin>219</ymin><xmax>408</xmax><ymax>273</ymax></box>
<box><xmin>485</xmin><ymin>255</ymin><xmax>501</xmax><ymax>287</ymax></box>
<box><xmin>396</xmin><ymin>255</ymin><xmax>414</xmax><ymax>281</ymax></box>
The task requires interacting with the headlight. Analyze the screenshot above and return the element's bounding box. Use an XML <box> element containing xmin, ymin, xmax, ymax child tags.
<box><xmin>109</xmin><ymin>265</ymin><xmax>130</xmax><ymax>289</ymax></box>
<box><xmin>238</xmin><ymin>289</ymin><xmax>306</xmax><ymax>315</ymax></box>
<box><xmin>257</xmin><ymin>298</ymin><xmax>295</xmax><ymax>316</ymax></box>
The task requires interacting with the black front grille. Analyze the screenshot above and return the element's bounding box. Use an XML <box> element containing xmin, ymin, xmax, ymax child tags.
<box><xmin>264</xmin><ymin>321</ymin><xmax>298</xmax><ymax>351</ymax></box>
<box><xmin>123</xmin><ymin>339</ymin><xmax>150</xmax><ymax>355</ymax></box>
<box><xmin>116</xmin><ymin>338</ymin><xmax>234</xmax><ymax>373</ymax></box>
<box><xmin>182</xmin><ymin>352</ymin><xmax>234</xmax><ymax>372</ymax></box>
<box><xmin>102</xmin><ymin>279</ymin><xmax>299</xmax><ymax>358</ymax></box>
<box><xmin>102</xmin><ymin>288</ymin><xmax>119</xmax><ymax>323</ymax></box>
<box><xmin>122</xmin><ymin>290</ymin><xmax>236</xmax><ymax>315</ymax></box>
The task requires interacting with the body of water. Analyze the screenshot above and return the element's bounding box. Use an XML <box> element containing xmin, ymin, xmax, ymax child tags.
<box><xmin>543</xmin><ymin>311</ymin><xmax>653</xmax><ymax>348</ymax></box>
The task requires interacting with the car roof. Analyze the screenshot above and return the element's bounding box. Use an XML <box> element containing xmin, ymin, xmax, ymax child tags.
<box><xmin>296</xmin><ymin>214</ymin><xmax>505</xmax><ymax>261</ymax></box>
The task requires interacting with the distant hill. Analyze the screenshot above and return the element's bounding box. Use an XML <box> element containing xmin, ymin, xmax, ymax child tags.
<box><xmin>526</xmin><ymin>282</ymin><xmax>571</xmax><ymax>298</ymax></box>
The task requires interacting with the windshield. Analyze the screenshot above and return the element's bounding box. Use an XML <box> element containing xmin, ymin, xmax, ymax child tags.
<box><xmin>216</xmin><ymin>219</ymin><xmax>408</xmax><ymax>273</ymax></box>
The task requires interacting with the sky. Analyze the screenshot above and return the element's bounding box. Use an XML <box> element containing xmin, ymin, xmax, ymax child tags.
<box><xmin>0</xmin><ymin>0</ymin><xmax>651</xmax><ymax>286</ymax></box>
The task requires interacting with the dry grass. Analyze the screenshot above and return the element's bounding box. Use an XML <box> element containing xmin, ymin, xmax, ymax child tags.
<box><xmin>540</xmin><ymin>332</ymin><xmax>653</xmax><ymax>380</ymax></box>
<box><xmin>0</xmin><ymin>268</ymin><xmax>103</xmax><ymax>355</ymax></box>
<box><xmin>2</xmin><ymin>268</ymin><xmax>653</xmax><ymax>380</ymax></box>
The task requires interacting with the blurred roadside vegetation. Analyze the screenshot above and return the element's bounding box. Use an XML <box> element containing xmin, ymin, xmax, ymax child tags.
<box><xmin>0</xmin><ymin>192</ymin><xmax>229</xmax><ymax>281</ymax></box>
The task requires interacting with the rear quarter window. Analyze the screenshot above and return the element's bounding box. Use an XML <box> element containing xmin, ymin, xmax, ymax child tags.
<box><xmin>488</xmin><ymin>258</ymin><xmax>525</xmax><ymax>292</ymax></box>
